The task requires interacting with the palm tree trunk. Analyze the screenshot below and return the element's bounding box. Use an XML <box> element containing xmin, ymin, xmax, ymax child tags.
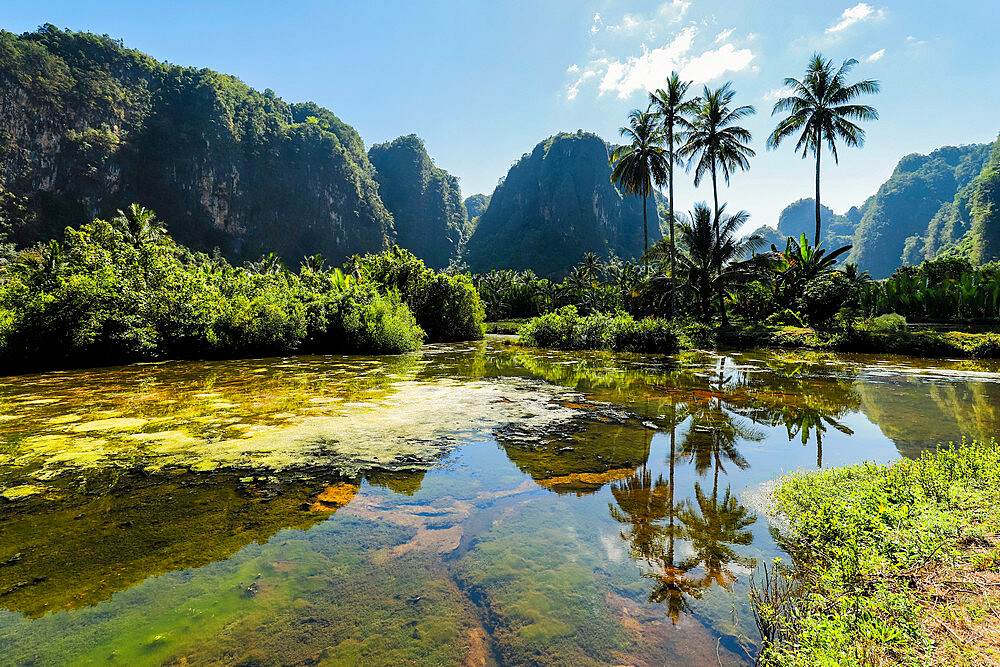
<box><xmin>668</xmin><ymin>129</ymin><xmax>677</xmax><ymax>319</ymax></box>
<box><xmin>711</xmin><ymin>162</ymin><xmax>720</xmax><ymax>236</ymax></box>
<box><xmin>643</xmin><ymin>194</ymin><xmax>649</xmax><ymax>276</ymax></box>
<box><xmin>814</xmin><ymin>138</ymin><xmax>822</xmax><ymax>247</ymax></box>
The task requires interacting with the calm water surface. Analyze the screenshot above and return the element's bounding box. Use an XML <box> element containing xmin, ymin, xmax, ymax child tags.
<box><xmin>1</xmin><ymin>339</ymin><xmax>999</xmax><ymax>665</ymax></box>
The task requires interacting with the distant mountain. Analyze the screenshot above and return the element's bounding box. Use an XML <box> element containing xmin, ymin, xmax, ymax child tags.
<box><xmin>751</xmin><ymin>198</ymin><xmax>859</xmax><ymax>251</ymax></box>
<box><xmin>463</xmin><ymin>131</ymin><xmax>659</xmax><ymax>278</ymax></box>
<box><xmin>368</xmin><ymin>135</ymin><xmax>468</xmax><ymax>269</ymax></box>
<box><xmin>848</xmin><ymin>142</ymin><xmax>993</xmax><ymax>277</ymax></box>
<box><xmin>0</xmin><ymin>25</ymin><xmax>394</xmax><ymax>264</ymax></box>
<box><xmin>463</xmin><ymin>193</ymin><xmax>490</xmax><ymax>223</ymax></box>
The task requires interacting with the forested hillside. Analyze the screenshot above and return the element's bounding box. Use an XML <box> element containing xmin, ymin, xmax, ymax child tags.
<box><xmin>368</xmin><ymin>135</ymin><xmax>468</xmax><ymax>269</ymax></box>
<box><xmin>848</xmin><ymin>141</ymin><xmax>993</xmax><ymax>277</ymax></box>
<box><xmin>0</xmin><ymin>25</ymin><xmax>393</xmax><ymax>264</ymax></box>
<box><xmin>463</xmin><ymin>131</ymin><xmax>657</xmax><ymax>278</ymax></box>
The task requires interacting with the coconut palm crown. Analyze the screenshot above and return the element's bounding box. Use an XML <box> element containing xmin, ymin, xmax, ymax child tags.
<box><xmin>680</xmin><ymin>82</ymin><xmax>756</xmax><ymax>223</ymax></box>
<box><xmin>610</xmin><ymin>106</ymin><xmax>669</xmax><ymax>274</ymax></box>
<box><xmin>767</xmin><ymin>54</ymin><xmax>880</xmax><ymax>246</ymax></box>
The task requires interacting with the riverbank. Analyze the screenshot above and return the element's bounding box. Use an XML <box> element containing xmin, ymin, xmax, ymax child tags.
<box><xmin>755</xmin><ymin>438</ymin><xmax>1000</xmax><ymax>666</ymax></box>
<box><xmin>502</xmin><ymin>314</ymin><xmax>1000</xmax><ymax>358</ymax></box>
<box><xmin>714</xmin><ymin>324</ymin><xmax>1000</xmax><ymax>359</ymax></box>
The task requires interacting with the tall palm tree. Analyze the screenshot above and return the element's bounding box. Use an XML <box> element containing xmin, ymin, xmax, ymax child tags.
<box><xmin>767</xmin><ymin>54</ymin><xmax>879</xmax><ymax>246</ymax></box>
<box><xmin>610</xmin><ymin>107</ymin><xmax>669</xmax><ymax>275</ymax></box>
<box><xmin>680</xmin><ymin>83</ymin><xmax>755</xmax><ymax>240</ymax></box>
<box><xmin>650</xmin><ymin>72</ymin><xmax>696</xmax><ymax>317</ymax></box>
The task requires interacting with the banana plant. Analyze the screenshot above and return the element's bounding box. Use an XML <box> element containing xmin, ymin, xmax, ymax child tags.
<box><xmin>770</xmin><ymin>233</ymin><xmax>852</xmax><ymax>307</ymax></box>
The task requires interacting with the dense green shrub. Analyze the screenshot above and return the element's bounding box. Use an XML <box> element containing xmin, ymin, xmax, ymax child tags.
<box><xmin>863</xmin><ymin>313</ymin><xmax>907</xmax><ymax>332</ymax></box>
<box><xmin>352</xmin><ymin>246</ymin><xmax>485</xmax><ymax>342</ymax></box>
<box><xmin>518</xmin><ymin>306</ymin><xmax>678</xmax><ymax>353</ymax></box>
<box><xmin>730</xmin><ymin>280</ymin><xmax>773</xmax><ymax>323</ymax></box>
<box><xmin>327</xmin><ymin>283</ymin><xmax>425</xmax><ymax>354</ymax></box>
<box><xmin>795</xmin><ymin>272</ymin><xmax>858</xmax><ymax>325</ymax></box>
<box><xmin>764</xmin><ymin>309</ymin><xmax>806</xmax><ymax>327</ymax></box>
<box><xmin>0</xmin><ymin>212</ymin><xmax>434</xmax><ymax>371</ymax></box>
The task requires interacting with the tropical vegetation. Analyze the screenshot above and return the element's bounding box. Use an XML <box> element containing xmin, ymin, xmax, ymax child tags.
<box><xmin>0</xmin><ymin>206</ymin><xmax>484</xmax><ymax>372</ymax></box>
<box><xmin>755</xmin><ymin>438</ymin><xmax>1000</xmax><ymax>666</ymax></box>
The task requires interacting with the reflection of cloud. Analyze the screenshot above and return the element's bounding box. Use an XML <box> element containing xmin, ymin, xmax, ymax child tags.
<box><xmin>600</xmin><ymin>531</ymin><xmax>628</xmax><ymax>563</ymax></box>
<box><xmin>826</xmin><ymin>3</ymin><xmax>885</xmax><ymax>34</ymax></box>
<box><xmin>569</xmin><ymin>25</ymin><xmax>754</xmax><ymax>100</ymax></box>
<box><xmin>866</xmin><ymin>48</ymin><xmax>885</xmax><ymax>62</ymax></box>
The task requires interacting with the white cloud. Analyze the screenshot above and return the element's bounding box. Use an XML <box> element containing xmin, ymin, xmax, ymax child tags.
<box><xmin>827</xmin><ymin>3</ymin><xmax>885</xmax><ymax>33</ymax></box>
<box><xmin>591</xmin><ymin>12</ymin><xmax>602</xmax><ymax>35</ymax></box>
<box><xmin>682</xmin><ymin>43</ymin><xmax>754</xmax><ymax>83</ymax></box>
<box><xmin>762</xmin><ymin>87</ymin><xmax>794</xmax><ymax>103</ymax></box>
<box><xmin>866</xmin><ymin>48</ymin><xmax>885</xmax><ymax>62</ymax></box>
<box><xmin>567</xmin><ymin>63</ymin><xmax>580</xmax><ymax>74</ymax></box>
<box><xmin>570</xmin><ymin>26</ymin><xmax>754</xmax><ymax>100</ymax></box>
<box><xmin>715</xmin><ymin>28</ymin><xmax>734</xmax><ymax>43</ymax></box>
<box><xmin>597</xmin><ymin>1</ymin><xmax>691</xmax><ymax>36</ymax></box>
<box><xmin>596</xmin><ymin>26</ymin><xmax>697</xmax><ymax>98</ymax></box>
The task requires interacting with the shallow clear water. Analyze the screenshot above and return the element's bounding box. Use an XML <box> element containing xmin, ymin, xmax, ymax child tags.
<box><xmin>1</xmin><ymin>340</ymin><xmax>999</xmax><ymax>665</ymax></box>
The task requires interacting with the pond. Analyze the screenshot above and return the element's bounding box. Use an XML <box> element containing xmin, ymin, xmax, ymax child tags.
<box><xmin>1</xmin><ymin>339</ymin><xmax>999</xmax><ymax>665</ymax></box>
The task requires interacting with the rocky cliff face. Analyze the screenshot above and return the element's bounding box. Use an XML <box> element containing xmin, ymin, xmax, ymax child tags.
<box><xmin>0</xmin><ymin>26</ymin><xmax>393</xmax><ymax>264</ymax></box>
<box><xmin>463</xmin><ymin>131</ymin><xmax>657</xmax><ymax>278</ymax></box>
<box><xmin>368</xmin><ymin>135</ymin><xmax>467</xmax><ymax>269</ymax></box>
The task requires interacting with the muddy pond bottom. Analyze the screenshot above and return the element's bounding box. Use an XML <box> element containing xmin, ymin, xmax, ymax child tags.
<box><xmin>1</xmin><ymin>340</ymin><xmax>999</xmax><ymax>665</ymax></box>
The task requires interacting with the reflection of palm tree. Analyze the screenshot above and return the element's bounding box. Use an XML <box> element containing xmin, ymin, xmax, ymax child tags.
<box><xmin>610</xmin><ymin>468</ymin><xmax>672</xmax><ymax>559</ymax></box>
<box><xmin>679</xmin><ymin>400</ymin><xmax>760</xmax><ymax>489</ymax></box>
<box><xmin>610</xmin><ymin>466</ymin><xmax>704</xmax><ymax>623</ymax></box>
<box><xmin>678</xmin><ymin>482</ymin><xmax>757</xmax><ymax>589</ymax></box>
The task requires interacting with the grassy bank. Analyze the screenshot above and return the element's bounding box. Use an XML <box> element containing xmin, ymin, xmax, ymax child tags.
<box><xmin>756</xmin><ymin>439</ymin><xmax>1000</xmax><ymax>666</ymax></box>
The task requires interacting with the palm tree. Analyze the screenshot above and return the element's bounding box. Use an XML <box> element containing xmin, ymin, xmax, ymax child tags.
<box><xmin>301</xmin><ymin>253</ymin><xmax>326</xmax><ymax>273</ymax></box>
<box><xmin>677</xmin><ymin>203</ymin><xmax>766</xmax><ymax>323</ymax></box>
<box><xmin>680</xmin><ymin>83</ymin><xmax>755</xmax><ymax>240</ymax></box>
<box><xmin>113</xmin><ymin>204</ymin><xmax>165</xmax><ymax>246</ymax></box>
<box><xmin>650</xmin><ymin>72</ymin><xmax>696</xmax><ymax>317</ymax></box>
<box><xmin>247</xmin><ymin>252</ymin><xmax>285</xmax><ymax>275</ymax></box>
<box><xmin>610</xmin><ymin>107</ymin><xmax>669</xmax><ymax>274</ymax></box>
<box><xmin>579</xmin><ymin>252</ymin><xmax>604</xmax><ymax>281</ymax></box>
<box><xmin>767</xmin><ymin>54</ymin><xmax>879</xmax><ymax>246</ymax></box>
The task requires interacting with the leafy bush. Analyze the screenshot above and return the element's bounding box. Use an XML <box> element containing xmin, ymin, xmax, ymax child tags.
<box><xmin>352</xmin><ymin>246</ymin><xmax>485</xmax><ymax>342</ymax></box>
<box><xmin>0</xmin><ymin>212</ymin><xmax>429</xmax><ymax>371</ymax></box>
<box><xmin>328</xmin><ymin>283</ymin><xmax>425</xmax><ymax>354</ymax></box>
<box><xmin>795</xmin><ymin>272</ymin><xmax>858</xmax><ymax>325</ymax></box>
<box><xmin>764</xmin><ymin>309</ymin><xmax>806</xmax><ymax>327</ymax></box>
<box><xmin>518</xmin><ymin>306</ymin><xmax>678</xmax><ymax>353</ymax></box>
<box><xmin>730</xmin><ymin>280</ymin><xmax>774</xmax><ymax>323</ymax></box>
<box><xmin>863</xmin><ymin>313</ymin><xmax>907</xmax><ymax>332</ymax></box>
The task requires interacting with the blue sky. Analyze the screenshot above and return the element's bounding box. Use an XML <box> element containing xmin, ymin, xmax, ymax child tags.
<box><xmin>4</xmin><ymin>0</ymin><xmax>999</xmax><ymax>228</ymax></box>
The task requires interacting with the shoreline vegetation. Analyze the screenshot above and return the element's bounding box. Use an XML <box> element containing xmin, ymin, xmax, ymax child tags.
<box><xmin>0</xmin><ymin>207</ymin><xmax>484</xmax><ymax>374</ymax></box>
<box><xmin>755</xmin><ymin>438</ymin><xmax>1000</xmax><ymax>666</ymax></box>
